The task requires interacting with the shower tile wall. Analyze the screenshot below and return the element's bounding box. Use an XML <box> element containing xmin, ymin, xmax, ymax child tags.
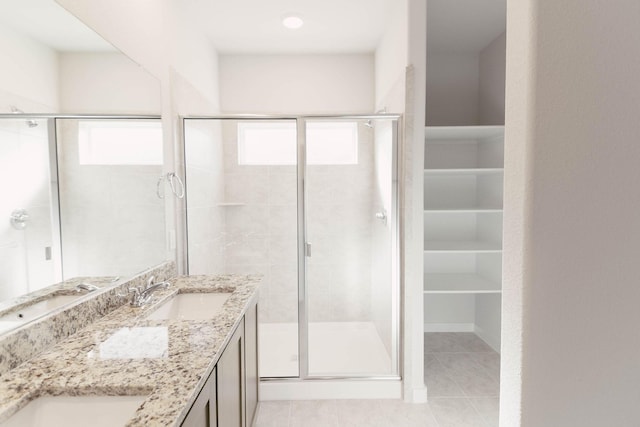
<box><xmin>0</xmin><ymin>119</ymin><xmax>55</xmax><ymax>299</ymax></box>
<box><xmin>57</xmin><ymin>120</ymin><xmax>165</xmax><ymax>278</ymax></box>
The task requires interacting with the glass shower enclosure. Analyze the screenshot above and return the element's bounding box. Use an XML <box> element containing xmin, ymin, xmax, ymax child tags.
<box><xmin>0</xmin><ymin>114</ymin><xmax>164</xmax><ymax>307</ymax></box>
<box><xmin>183</xmin><ymin>115</ymin><xmax>400</xmax><ymax>380</ymax></box>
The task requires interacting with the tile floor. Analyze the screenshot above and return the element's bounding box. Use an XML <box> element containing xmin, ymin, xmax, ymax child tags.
<box><xmin>423</xmin><ymin>332</ymin><xmax>500</xmax><ymax>427</ymax></box>
<box><xmin>254</xmin><ymin>332</ymin><xmax>499</xmax><ymax>427</ymax></box>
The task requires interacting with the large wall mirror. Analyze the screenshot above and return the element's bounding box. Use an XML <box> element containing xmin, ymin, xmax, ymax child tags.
<box><xmin>0</xmin><ymin>0</ymin><xmax>166</xmax><ymax>333</ymax></box>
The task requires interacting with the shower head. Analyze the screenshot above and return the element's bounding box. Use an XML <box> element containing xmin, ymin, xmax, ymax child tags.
<box><xmin>9</xmin><ymin>106</ymin><xmax>38</xmax><ymax>128</ymax></box>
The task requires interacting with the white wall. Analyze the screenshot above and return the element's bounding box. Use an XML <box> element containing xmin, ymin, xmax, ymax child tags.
<box><xmin>55</xmin><ymin>0</ymin><xmax>165</xmax><ymax>77</ymax></box>
<box><xmin>502</xmin><ymin>1</ymin><xmax>640</xmax><ymax>426</ymax></box>
<box><xmin>163</xmin><ymin>2</ymin><xmax>220</xmax><ymax>111</ymax></box>
<box><xmin>0</xmin><ymin>25</ymin><xmax>59</xmax><ymax>112</ymax></box>
<box><xmin>219</xmin><ymin>54</ymin><xmax>374</xmax><ymax>114</ymax></box>
<box><xmin>378</xmin><ymin>0</ymin><xmax>431</xmax><ymax>394</ymax></box>
<box><xmin>426</xmin><ymin>52</ymin><xmax>480</xmax><ymax>125</ymax></box>
<box><xmin>58</xmin><ymin>52</ymin><xmax>161</xmax><ymax>114</ymax></box>
<box><xmin>479</xmin><ymin>32</ymin><xmax>506</xmax><ymax>125</ymax></box>
<box><xmin>375</xmin><ymin>0</ymin><xmax>408</xmax><ymax>111</ymax></box>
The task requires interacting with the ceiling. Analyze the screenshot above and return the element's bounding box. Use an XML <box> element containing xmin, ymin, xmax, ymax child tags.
<box><xmin>182</xmin><ymin>0</ymin><xmax>396</xmax><ymax>54</ymax></box>
<box><xmin>0</xmin><ymin>0</ymin><xmax>114</xmax><ymax>52</ymax></box>
<box><xmin>0</xmin><ymin>0</ymin><xmax>506</xmax><ymax>56</ymax></box>
<box><xmin>427</xmin><ymin>0</ymin><xmax>506</xmax><ymax>53</ymax></box>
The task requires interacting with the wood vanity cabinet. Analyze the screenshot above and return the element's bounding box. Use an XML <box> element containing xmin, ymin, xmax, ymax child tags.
<box><xmin>217</xmin><ymin>317</ymin><xmax>245</xmax><ymax>427</ymax></box>
<box><xmin>181</xmin><ymin>302</ymin><xmax>258</xmax><ymax>427</ymax></box>
<box><xmin>181</xmin><ymin>367</ymin><xmax>218</xmax><ymax>427</ymax></box>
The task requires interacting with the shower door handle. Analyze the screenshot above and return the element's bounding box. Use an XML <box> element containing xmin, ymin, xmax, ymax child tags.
<box><xmin>305</xmin><ymin>242</ymin><xmax>311</xmax><ymax>257</ymax></box>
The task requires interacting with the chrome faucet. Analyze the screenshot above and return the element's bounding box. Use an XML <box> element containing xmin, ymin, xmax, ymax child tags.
<box><xmin>76</xmin><ymin>283</ymin><xmax>99</xmax><ymax>292</ymax></box>
<box><xmin>129</xmin><ymin>276</ymin><xmax>170</xmax><ymax>307</ymax></box>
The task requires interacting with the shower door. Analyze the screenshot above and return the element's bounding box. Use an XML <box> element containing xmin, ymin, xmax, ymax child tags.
<box><xmin>302</xmin><ymin>117</ymin><xmax>399</xmax><ymax>377</ymax></box>
<box><xmin>0</xmin><ymin>118</ymin><xmax>59</xmax><ymax>300</ymax></box>
<box><xmin>183</xmin><ymin>116</ymin><xmax>399</xmax><ymax>380</ymax></box>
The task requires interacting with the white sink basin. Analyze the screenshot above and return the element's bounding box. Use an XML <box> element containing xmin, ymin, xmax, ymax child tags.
<box><xmin>0</xmin><ymin>295</ymin><xmax>81</xmax><ymax>334</ymax></box>
<box><xmin>1</xmin><ymin>395</ymin><xmax>146</xmax><ymax>427</ymax></box>
<box><xmin>146</xmin><ymin>293</ymin><xmax>232</xmax><ymax>321</ymax></box>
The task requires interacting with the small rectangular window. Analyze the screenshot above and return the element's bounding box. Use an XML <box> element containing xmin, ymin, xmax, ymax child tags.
<box><xmin>237</xmin><ymin>121</ymin><xmax>297</xmax><ymax>165</ymax></box>
<box><xmin>237</xmin><ymin>121</ymin><xmax>358</xmax><ymax>165</ymax></box>
<box><xmin>78</xmin><ymin>120</ymin><xmax>163</xmax><ymax>165</ymax></box>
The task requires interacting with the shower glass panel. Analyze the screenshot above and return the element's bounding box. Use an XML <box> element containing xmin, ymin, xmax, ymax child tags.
<box><xmin>56</xmin><ymin>119</ymin><xmax>165</xmax><ymax>278</ymax></box>
<box><xmin>304</xmin><ymin>118</ymin><xmax>398</xmax><ymax>377</ymax></box>
<box><xmin>184</xmin><ymin>118</ymin><xmax>300</xmax><ymax>378</ymax></box>
<box><xmin>0</xmin><ymin>118</ymin><xmax>58</xmax><ymax>301</ymax></box>
<box><xmin>183</xmin><ymin>115</ymin><xmax>399</xmax><ymax>381</ymax></box>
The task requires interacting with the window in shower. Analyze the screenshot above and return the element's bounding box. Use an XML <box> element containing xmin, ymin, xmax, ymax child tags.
<box><xmin>237</xmin><ymin>121</ymin><xmax>358</xmax><ymax>165</ymax></box>
<box><xmin>78</xmin><ymin>120</ymin><xmax>163</xmax><ymax>165</ymax></box>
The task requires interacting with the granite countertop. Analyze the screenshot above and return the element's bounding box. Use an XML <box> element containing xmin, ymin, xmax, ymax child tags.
<box><xmin>0</xmin><ymin>274</ymin><xmax>260</xmax><ymax>426</ymax></box>
<box><xmin>0</xmin><ymin>276</ymin><xmax>118</xmax><ymax>317</ymax></box>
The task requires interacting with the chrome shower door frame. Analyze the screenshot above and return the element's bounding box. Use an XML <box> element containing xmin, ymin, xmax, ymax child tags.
<box><xmin>180</xmin><ymin>114</ymin><xmax>402</xmax><ymax>382</ymax></box>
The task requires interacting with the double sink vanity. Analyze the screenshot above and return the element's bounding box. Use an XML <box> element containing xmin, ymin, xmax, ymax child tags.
<box><xmin>0</xmin><ymin>262</ymin><xmax>260</xmax><ymax>427</ymax></box>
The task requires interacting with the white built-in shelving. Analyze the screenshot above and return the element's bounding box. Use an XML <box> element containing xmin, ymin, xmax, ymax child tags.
<box><xmin>423</xmin><ymin>273</ymin><xmax>501</xmax><ymax>294</ymax></box>
<box><xmin>423</xmin><ymin>125</ymin><xmax>504</xmax><ymax>295</ymax></box>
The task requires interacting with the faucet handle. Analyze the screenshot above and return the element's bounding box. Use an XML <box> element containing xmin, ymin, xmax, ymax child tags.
<box><xmin>146</xmin><ymin>276</ymin><xmax>156</xmax><ymax>289</ymax></box>
<box><xmin>128</xmin><ymin>285</ymin><xmax>147</xmax><ymax>307</ymax></box>
<box><xmin>116</xmin><ymin>284</ymin><xmax>131</xmax><ymax>298</ymax></box>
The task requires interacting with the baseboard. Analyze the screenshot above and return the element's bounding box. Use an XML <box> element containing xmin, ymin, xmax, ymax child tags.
<box><xmin>260</xmin><ymin>379</ymin><xmax>402</xmax><ymax>400</ymax></box>
<box><xmin>408</xmin><ymin>385</ymin><xmax>428</xmax><ymax>403</ymax></box>
<box><xmin>423</xmin><ymin>323</ymin><xmax>475</xmax><ymax>332</ymax></box>
<box><xmin>474</xmin><ymin>325</ymin><xmax>501</xmax><ymax>353</ymax></box>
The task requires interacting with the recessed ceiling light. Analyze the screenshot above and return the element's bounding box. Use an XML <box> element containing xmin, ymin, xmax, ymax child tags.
<box><xmin>282</xmin><ymin>15</ymin><xmax>304</xmax><ymax>30</ymax></box>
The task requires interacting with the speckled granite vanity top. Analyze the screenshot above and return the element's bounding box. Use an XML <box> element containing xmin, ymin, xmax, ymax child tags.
<box><xmin>0</xmin><ymin>274</ymin><xmax>260</xmax><ymax>426</ymax></box>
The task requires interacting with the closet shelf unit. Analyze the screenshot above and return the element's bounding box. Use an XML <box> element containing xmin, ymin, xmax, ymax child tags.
<box><xmin>423</xmin><ymin>125</ymin><xmax>505</xmax><ymax>296</ymax></box>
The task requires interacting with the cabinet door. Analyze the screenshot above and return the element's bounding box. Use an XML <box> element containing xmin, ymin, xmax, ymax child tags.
<box><xmin>217</xmin><ymin>318</ymin><xmax>245</xmax><ymax>427</ymax></box>
<box><xmin>245</xmin><ymin>303</ymin><xmax>258</xmax><ymax>426</ymax></box>
<box><xmin>208</xmin><ymin>367</ymin><xmax>218</xmax><ymax>426</ymax></box>
<box><xmin>181</xmin><ymin>369</ymin><xmax>213</xmax><ymax>427</ymax></box>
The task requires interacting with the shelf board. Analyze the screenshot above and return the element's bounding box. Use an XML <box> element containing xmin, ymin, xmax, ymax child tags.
<box><xmin>424</xmin><ymin>240</ymin><xmax>502</xmax><ymax>253</ymax></box>
<box><xmin>425</xmin><ymin>125</ymin><xmax>505</xmax><ymax>141</ymax></box>
<box><xmin>423</xmin><ymin>274</ymin><xmax>502</xmax><ymax>294</ymax></box>
<box><xmin>424</xmin><ymin>168</ymin><xmax>504</xmax><ymax>175</ymax></box>
<box><xmin>424</xmin><ymin>208</ymin><xmax>503</xmax><ymax>213</ymax></box>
